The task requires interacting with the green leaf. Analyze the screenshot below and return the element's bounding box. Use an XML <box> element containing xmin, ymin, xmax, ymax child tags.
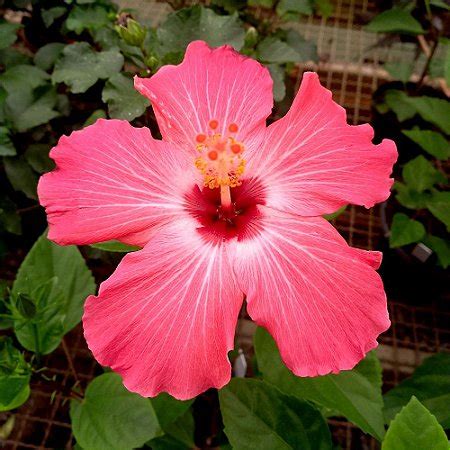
<box><xmin>41</xmin><ymin>7</ymin><xmax>66</xmax><ymax>28</ymax></box>
<box><xmin>314</xmin><ymin>0</ymin><xmax>333</xmax><ymax>18</ymax></box>
<box><xmin>83</xmin><ymin>109</ymin><xmax>107</xmax><ymax>126</ymax></box>
<box><xmin>402</xmin><ymin>128</ymin><xmax>450</xmax><ymax>161</ymax></box>
<box><xmin>382</xmin><ymin>397</ymin><xmax>448</xmax><ymax>450</ymax></box>
<box><xmin>219</xmin><ymin>378</ymin><xmax>333</xmax><ymax>450</ymax></box>
<box><xmin>34</xmin><ymin>43</ymin><xmax>65</xmax><ymax>71</ymax></box>
<box><xmin>102</xmin><ymin>73</ymin><xmax>149</xmax><ymax>121</ymax></box>
<box><xmin>408</xmin><ymin>96</ymin><xmax>450</xmax><ymax>135</ymax></box>
<box><xmin>24</xmin><ymin>144</ymin><xmax>54</xmax><ymax>174</ymax></box>
<box><xmin>323</xmin><ymin>205</ymin><xmax>347</xmax><ymax>221</ymax></box>
<box><xmin>394</xmin><ymin>182</ymin><xmax>431</xmax><ymax>210</ymax></box>
<box><xmin>157</xmin><ymin>5</ymin><xmax>246</xmax><ymax>55</ymax></box>
<box><xmin>254</xmin><ymin>327</ymin><xmax>385</xmax><ymax>440</ymax></box>
<box><xmin>13</xmin><ymin>85</ymin><xmax>61</xmax><ymax>132</ymax></box>
<box><xmin>0</xmin><ymin>127</ymin><xmax>15</xmax><ymax>156</ymax></box>
<box><xmin>389</xmin><ymin>213</ymin><xmax>426</xmax><ymax>248</ymax></box>
<box><xmin>431</xmin><ymin>0</ymin><xmax>450</xmax><ymax>9</ymax></box>
<box><xmin>148</xmin><ymin>409</ymin><xmax>195</xmax><ymax>450</ymax></box>
<box><xmin>15</xmin><ymin>293</ymin><xmax>37</xmax><ymax>319</ymax></box>
<box><xmin>11</xmin><ymin>232</ymin><xmax>96</xmax><ymax>354</ymax></box>
<box><xmin>276</xmin><ymin>0</ymin><xmax>313</xmax><ymax>17</ymax></box>
<box><xmin>151</xmin><ymin>393</ymin><xmax>193</xmax><ymax>429</ymax></box>
<box><xmin>70</xmin><ymin>373</ymin><xmax>161</xmax><ymax>450</ymax></box>
<box><xmin>0</xmin><ymin>22</ymin><xmax>21</xmax><ymax>50</ymax></box>
<box><xmin>90</xmin><ymin>240</ymin><xmax>140</xmax><ymax>252</ymax></box>
<box><xmin>257</xmin><ymin>38</ymin><xmax>300</xmax><ymax>63</ymax></box>
<box><xmin>3</xmin><ymin>157</ymin><xmax>38</xmax><ymax>200</ymax></box>
<box><xmin>383</xmin><ymin>90</ymin><xmax>416</xmax><ymax>122</ymax></box>
<box><xmin>0</xmin><ymin>195</ymin><xmax>21</xmax><ymax>235</ymax></box>
<box><xmin>0</xmin><ymin>65</ymin><xmax>60</xmax><ymax>131</ymax></box>
<box><xmin>365</xmin><ymin>8</ymin><xmax>424</xmax><ymax>35</ymax></box>
<box><xmin>426</xmin><ymin>192</ymin><xmax>450</xmax><ymax>231</ymax></box>
<box><xmin>402</xmin><ymin>156</ymin><xmax>446</xmax><ymax>193</ymax></box>
<box><xmin>384</xmin><ymin>353</ymin><xmax>450</xmax><ymax>428</ymax></box>
<box><xmin>66</xmin><ymin>5</ymin><xmax>112</xmax><ymax>34</ymax></box>
<box><xmin>424</xmin><ymin>235</ymin><xmax>450</xmax><ymax>268</ymax></box>
<box><xmin>52</xmin><ymin>42</ymin><xmax>124</xmax><ymax>94</ymax></box>
<box><xmin>0</xmin><ymin>337</ymin><xmax>31</xmax><ymax>412</ymax></box>
<box><xmin>0</xmin><ymin>48</ymin><xmax>31</xmax><ymax>69</ymax></box>
<box><xmin>384</xmin><ymin>62</ymin><xmax>414</xmax><ymax>83</ymax></box>
<box><xmin>268</xmin><ymin>64</ymin><xmax>286</xmax><ymax>102</ymax></box>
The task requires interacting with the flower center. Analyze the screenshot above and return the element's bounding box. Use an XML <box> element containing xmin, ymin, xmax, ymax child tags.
<box><xmin>194</xmin><ymin>120</ymin><xmax>246</xmax><ymax>191</ymax></box>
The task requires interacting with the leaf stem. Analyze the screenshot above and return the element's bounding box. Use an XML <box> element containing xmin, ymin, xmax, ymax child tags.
<box><xmin>32</xmin><ymin>323</ymin><xmax>41</xmax><ymax>366</ymax></box>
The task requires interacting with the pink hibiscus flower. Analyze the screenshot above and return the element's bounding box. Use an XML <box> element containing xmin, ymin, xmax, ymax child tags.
<box><xmin>38</xmin><ymin>41</ymin><xmax>397</xmax><ymax>400</ymax></box>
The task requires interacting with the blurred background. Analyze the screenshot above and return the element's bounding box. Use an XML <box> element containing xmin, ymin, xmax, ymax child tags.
<box><xmin>0</xmin><ymin>0</ymin><xmax>449</xmax><ymax>448</ymax></box>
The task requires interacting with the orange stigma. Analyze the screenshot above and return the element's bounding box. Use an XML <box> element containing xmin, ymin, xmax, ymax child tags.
<box><xmin>195</xmin><ymin>120</ymin><xmax>246</xmax><ymax>189</ymax></box>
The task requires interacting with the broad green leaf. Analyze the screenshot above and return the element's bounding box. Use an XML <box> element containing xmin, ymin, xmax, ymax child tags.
<box><xmin>90</xmin><ymin>240</ymin><xmax>140</xmax><ymax>252</ymax></box>
<box><xmin>147</xmin><ymin>408</ymin><xmax>195</xmax><ymax>450</ymax></box>
<box><xmin>66</xmin><ymin>5</ymin><xmax>112</xmax><ymax>34</ymax></box>
<box><xmin>402</xmin><ymin>128</ymin><xmax>450</xmax><ymax>160</ymax></box>
<box><xmin>0</xmin><ymin>195</ymin><xmax>21</xmax><ymax>235</ymax></box>
<box><xmin>394</xmin><ymin>182</ymin><xmax>431</xmax><ymax>210</ymax></box>
<box><xmin>151</xmin><ymin>392</ymin><xmax>193</xmax><ymax>429</ymax></box>
<box><xmin>389</xmin><ymin>213</ymin><xmax>425</xmax><ymax>248</ymax></box>
<box><xmin>0</xmin><ymin>48</ymin><xmax>31</xmax><ymax>69</ymax></box>
<box><xmin>13</xmin><ymin>86</ymin><xmax>61</xmax><ymax>132</ymax></box>
<box><xmin>268</xmin><ymin>64</ymin><xmax>286</xmax><ymax>102</ymax></box>
<box><xmin>52</xmin><ymin>42</ymin><xmax>124</xmax><ymax>93</ymax></box>
<box><xmin>0</xmin><ymin>127</ymin><xmax>15</xmax><ymax>156</ymax></box>
<box><xmin>315</xmin><ymin>0</ymin><xmax>333</xmax><ymax>18</ymax></box>
<box><xmin>34</xmin><ymin>43</ymin><xmax>65</xmax><ymax>70</ymax></box>
<box><xmin>257</xmin><ymin>38</ymin><xmax>300</xmax><ymax>63</ymax></box>
<box><xmin>24</xmin><ymin>144</ymin><xmax>54</xmax><ymax>174</ymax></box>
<box><xmin>83</xmin><ymin>109</ymin><xmax>107</xmax><ymax>126</ymax></box>
<box><xmin>157</xmin><ymin>5</ymin><xmax>246</xmax><ymax>55</ymax></box>
<box><xmin>102</xmin><ymin>73</ymin><xmax>149</xmax><ymax>121</ymax></box>
<box><xmin>3</xmin><ymin>157</ymin><xmax>38</xmax><ymax>200</ymax></box>
<box><xmin>382</xmin><ymin>397</ymin><xmax>448</xmax><ymax>450</ymax></box>
<box><xmin>220</xmin><ymin>378</ymin><xmax>333</xmax><ymax>450</ymax></box>
<box><xmin>254</xmin><ymin>327</ymin><xmax>385</xmax><ymax>440</ymax></box>
<box><xmin>11</xmin><ymin>232</ymin><xmax>96</xmax><ymax>353</ymax></box>
<box><xmin>444</xmin><ymin>40</ymin><xmax>450</xmax><ymax>87</ymax></box>
<box><xmin>248</xmin><ymin>0</ymin><xmax>275</xmax><ymax>6</ymax></box>
<box><xmin>384</xmin><ymin>62</ymin><xmax>413</xmax><ymax>83</ymax></box>
<box><xmin>285</xmin><ymin>30</ymin><xmax>317</xmax><ymax>61</ymax></box>
<box><xmin>41</xmin><ymin>7</ymin><xmax>66</xmax><ymax>28</ymax></box>
<box><xmin>424</xmin><ymin>235</ymin><xmax>450</xmax><ymax>268</ymax></box>
<box><xmin>408</xmin><ymin>96</ymin><xmax>450</xmax><ymax>135</ymax></box>
<box><xmin>0</xmin><ymin>337</ymin><xmax>31</xmax><ymax>411</ymax></box>
<box><xmin>0</xmin><ymin>65</ymin><xmax>59</xmax><ymax>131</ymax></box>
<box><xmin>384</xmin><ymin>353</ymin><xmax>450</xmax><ymax>428</ymax></box>
<box><xmin>365</xmin><ymin>9</ymin><xmax>424</xmax><ymax>35</ymax></box>
<box><xmin>0</xmin><ymin>22</ymin><xmax>21</xmax><ymax>50</ymax></box>
<box><xmin>70</xmin><ymin>373</ymin><xmax>161</xmax><ymax>450</ymax></box>
<box><xmin>257</xmin><ymin>31</ymin><xmax>317</xmax><ymax>64</ymax></box>
<box><xmin>426</xmin><ymin>191</ymin><xmax>450</xmax><ymax>231</ymax></box>
<box><xmin>402</xmin><ymin>156</ymin><xmax>446</xmax><ymax>193</ymax></box>
<box><xmin>276</xmin><ymin>0</ymin><xmax>313</xmax><ymax>17</ymax></box>
<box><xmin>383</xmin><ymin>90</ymin><xmax>416</xmax><ymax>122</ymax></box>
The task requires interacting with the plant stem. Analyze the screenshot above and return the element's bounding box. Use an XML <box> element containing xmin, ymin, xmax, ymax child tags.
<box><xmin>32</xmin><ymin>323</ymin><xmax>41</xmax><ymax>366</ymax></box>
<box><xmin>220</xmin><ymin>185</ymin><xmax>232</xmax><ymax>210</ymax></box>
<box><xmin>416</xmin><ymin>37</ymin><xmax>439</xmax><ymax>90</ymax></box>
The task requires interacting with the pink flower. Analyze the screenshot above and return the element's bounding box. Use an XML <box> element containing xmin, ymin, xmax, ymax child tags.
<box><xmin>38</xmin><ymin>41</ymin><xmax>397</xmax><ymax>400</ymax></box>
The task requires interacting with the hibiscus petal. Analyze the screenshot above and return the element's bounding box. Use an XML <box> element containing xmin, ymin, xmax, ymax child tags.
<box><xmin>134</xmin><ymin>40</ymin><xmax>273</xmax><ymax>154</ymax></box>
<box><xmin>231</xmin><ymin>206</ymin><xmax>390</xmax><ymax>376</ymax></box>
<box><xmin>246</xmin><ymin>72</ymin><xmax>397</xmax><ymax>216</ymax></box>
<box><xmin>83</xmin><ymin>218</ymin><xmax>243</xmax><ymax>400</ymax></box>
<box><xmin>38</xmin><ymin>119</ymin><xmax>195</xmax><ymax>246</ymax></box>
